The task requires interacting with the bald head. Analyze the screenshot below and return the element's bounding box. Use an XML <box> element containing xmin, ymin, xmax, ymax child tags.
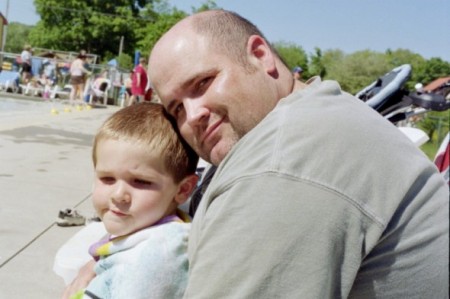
<box><xmin>149</xmin><ymin>10</ymin><xmax>279</xmax><ymax>78</ymax></box>
<box><xmin>189</xmin><ymin>10</ymin><xmax>277</xmax><ymax>67</ymax></box>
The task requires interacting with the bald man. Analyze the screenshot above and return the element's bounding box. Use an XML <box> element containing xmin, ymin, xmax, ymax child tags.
<box><xmin>64</xmin><ymin>10</ymin><xmax>448</xmax><ymax>299</ymax></box>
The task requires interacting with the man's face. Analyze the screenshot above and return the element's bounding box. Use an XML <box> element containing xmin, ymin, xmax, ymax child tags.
<box><xmin>149</xmin><ymin>29</ymin><xmax>276</xmax><ymax>165</ymax></box>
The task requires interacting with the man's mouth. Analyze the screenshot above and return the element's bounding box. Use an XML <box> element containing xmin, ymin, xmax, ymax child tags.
<box><xmin>201</xmin><ymin>117</ymin><xmax>224</xmax><ymax>145</ymax></box>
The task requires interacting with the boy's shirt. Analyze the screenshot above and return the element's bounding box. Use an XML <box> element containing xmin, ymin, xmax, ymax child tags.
<box><xmin>74</xmin><ymin>210</ymin><xmax>190</xmax><ymax>299</ymax></box>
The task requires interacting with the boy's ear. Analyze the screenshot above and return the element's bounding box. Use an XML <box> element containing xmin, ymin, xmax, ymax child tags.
<box><xmin>174</xmin><ymin>174</ymin><xmax>199</xmax><ymax>205</ymax></box>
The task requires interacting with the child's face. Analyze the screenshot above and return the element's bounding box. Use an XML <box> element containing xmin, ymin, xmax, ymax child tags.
<box><xmin>92</xmin><ymin>138</ymin><xmax>182</xmax><ymax>237</ymax></box>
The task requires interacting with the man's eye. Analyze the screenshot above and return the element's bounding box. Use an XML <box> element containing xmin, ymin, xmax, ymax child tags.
<box><xmin>174</xmin><ymin>103</ymin><xmax>184</xmax><ymax>115</ymax></box>
<box><xmin>170</xmin><ymin>102</ymin><xmax>185</xmax><ymax>120</ymax></box>
<box><xmin>196</xmin><ymin>77</ymin><xmax>212</xmax><ymax>92</ymax></box>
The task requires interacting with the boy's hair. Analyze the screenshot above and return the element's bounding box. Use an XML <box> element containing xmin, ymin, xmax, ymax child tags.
<box><xmin>92</xmin><ymin>102</ymin><xmax>199</xmax><ymax>183</ymax></box>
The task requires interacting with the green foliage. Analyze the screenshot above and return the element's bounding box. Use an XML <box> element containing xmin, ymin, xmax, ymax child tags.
<box><xmin>116</xmin><ymin>52</ymin><xmax>134</xmax><ymax>71</ymax></box>
<box><xmin>414</xmin><ymin>58</ymin><xmax>450</xmax><ymax>86</ymax></box>
<box><xmin>27</xmin><ymin>0</ymin><xmax>219</xmax><ymax>62</ymax></box>
<box><xmin>384</xmin><ymin>49</ymin><xmax>426</xmax><ymax>89</ymax></box>
<box><xmin>322</xmin><ymin>50</ymin><xmax>391</xmax><ymax>94</ymax></box>
<box><xmin>385</xmin><ymin>48</ymin><xmax>425</xmax><ymax>68</ymax></box>
<box><xmin>136</xmin><ymin>9</ymin><xmax>187</xmax><ymax>57</ymax></box>
<box><xmin>315</xmin><ymin>49</ymin><xmax>345</xmax><ymax>84</ymax></box>
<box><xmin>420</xmin><ymin>141</ymin><xmax>439</xmax><ymax>161</ymax></box>
<box><xmin>30</xmin><ymin>0</ymin><xmax>153</xmax><ymax>60</ymax></box>
<box><xmin>193</xmin><ymin>0</ymin><xmax>219</xmax><ymax>13</ymax></box>
<box><xmin>273</xmin><ymin>41</ymin><xmax>308</xmax><ymax>77</ymax></box>
<box><xmin>4</xmin><ymin>22</ymin><xmax>33</xmax><ymax>53</ymax></box>
<box><xmin>309</xmin><ymin>48</ymin><xmax>326</xmax><ymax>78</ymax></box>
<box><xmin>417</xmin><ymin>111</ymin><xmax>449</xmax><ymax>143</ymax></box>
<box><xmin>418</xmin><ymin>110</ymin><xmax>449</xmax><ymax>160</ymax></box>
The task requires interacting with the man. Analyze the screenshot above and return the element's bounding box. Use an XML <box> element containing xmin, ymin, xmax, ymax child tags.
<box><xmin>129</xmin><ymin>57</ymin><xmax>148</xmax><ymax>106</ymax></box>
<box><xmin>64</xmin><ymin>9</ymin><xmax>448</xmax><ymax>299</ymax></box>
<box><xmin>148</xmin><ymin>10</ymin><xmax>448</xmax><ymax>298</ymax></box>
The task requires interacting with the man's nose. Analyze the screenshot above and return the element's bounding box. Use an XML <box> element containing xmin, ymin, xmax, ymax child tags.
<box><xmin>184</xmin><ymin>98</ymin><xmax>209</xmax><ymax>127</ymax></box>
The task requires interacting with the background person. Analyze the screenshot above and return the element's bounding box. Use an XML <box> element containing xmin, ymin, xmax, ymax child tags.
<box><xmin>129</xmin><ymin>57</ymin><xmax>148</xmax><ymax>106</ymax></box>
<box><xmin>119</xmin><ymin>75</ymin><xmax>133</xmax><ymax>107</ymax></box>
<box><xmin>42</xmin><ymin>58</ymin><xmax>57</xmax><ymax>84</ymax></box>
<box><xmin>69</xmin><ymin>52</ymin><xmax>91</xmax><ymax>106</ymax></box>
<box><xmin>87</xmin><ymin>71</ymin><xmax>109</xmax><ymax>104</ymax></box>
<box><xmin>20</xmin><ymin>44</ymin><xmax>33</xmax><ymax>83</ymax></box>
<box><xmin>292</xmin><ymin>66</ymin><xmax>303</xmax><ymax>80</ymax></box>
<box><xmin>67</xmin><ymin>102</ymin><xmax>198</xmax><ymax>299</ymax></box>
<box><xmin>148</xmin><ymin>10</ymin><xmax>449</xmax><ymax>298</ymax></box>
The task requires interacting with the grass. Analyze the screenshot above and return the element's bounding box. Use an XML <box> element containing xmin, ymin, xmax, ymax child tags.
<box><xmin>420</xmin><ymin>141</ymin><xmax>439</xmax><ymax>161</ymax></box>
<box><xmin>420</xmin><ymin>129</ymin><xmax>448</xmax><ymax>161</ymax></box>
<box><xmin>417</xmin><ymin>111</ymin><xmax>449</xmax><ymax>161</ymax></box>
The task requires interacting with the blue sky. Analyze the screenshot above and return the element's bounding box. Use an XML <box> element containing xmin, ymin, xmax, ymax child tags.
<box><xmin>1</xmin><ymin>0</ymin><xmax>449</xmax><ymax>62</ymax></box>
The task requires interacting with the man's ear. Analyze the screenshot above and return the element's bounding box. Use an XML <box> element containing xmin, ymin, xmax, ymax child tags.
<box><xmin>246</xmin><ymin>35</ymin><xmax>276</xmax><ymax>74</ymax></box>
<box><xmin>174</xmin><ymin>174</ymin><xmax>199</xmax><ymax>205</ymax></box>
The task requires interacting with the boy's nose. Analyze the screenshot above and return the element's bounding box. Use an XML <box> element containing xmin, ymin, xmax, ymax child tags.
<box><xmin>111</xmin><ymin>182</ymin><xmax>131</xmax><ymax>203</ymax></box>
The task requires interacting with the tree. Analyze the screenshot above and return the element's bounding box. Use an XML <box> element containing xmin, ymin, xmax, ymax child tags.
<box><xmin>30</xmin><ymin>0</ymin><xmax>156</xmax><ymax>60</ymax></box>
<box><xmin>417</xmin><ymin>111</ymin><xmax>449</xmax><ymax>146</ymax></box>
<box><xmin>116</xmin><ymin>52</ymin><xmax>134</xmax><ymax>70</ymax></box>
<box><xmin>385</xmin><ymin>49</ymin><xmax>426</xmax><ymax>90</ymax></box>
<box><xmin>4</xmin><ymin>22</ymin><xmax>33</xmax><ymax>53</ymax></box>
<box><xmin>273</xmin><ymin>41</ymin><xmax>308</xmax><ymax>77</ymax></box>
<box><xmin>309</xmin><ymin>47</ymin><xmax>326</xmax><ymax>78</ymax></box>
<box><xmin>192</xmin><ymin>0</ymin><xmax>218</xmax><ymax>13</ymax></box>
<box><xmin>136</xmin><ymin>0</ymin><xmax>219</xmax><ymax>56</ymax></box>
<box><xmin>414</xmin><ymin>58</ymin><xmax>450</xmax><ymax>86</ymax></box>
<box><xmin>135</xmin><ymin>8</ymin><xmax>187</xmax><ymax>58</ymax></box>
<box><xmin>318</xmin><ymin>48</ymin><xmax>345</xmax><ymax>81</ymax></box>
<box><xmin>322</xmin><ymin>50</ymin><xmax>390</xmax><ymax>94</ymax></box>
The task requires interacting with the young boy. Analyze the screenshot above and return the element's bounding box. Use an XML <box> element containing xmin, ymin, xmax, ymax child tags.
<box><xmin>72</xmin><ymin>102</ymin><xmax>199</xmax><ymax>298</ymax></box>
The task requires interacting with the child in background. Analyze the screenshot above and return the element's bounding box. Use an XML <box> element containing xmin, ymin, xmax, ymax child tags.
<box><xmin>72</xmin><ymin>102</ymin><xmax>199</xmax><ymax>298</ymax></box>
<box><xmin>119</xmin><ymin>76</ymin><xmax>132</xmax><ymax>107</ymax></box>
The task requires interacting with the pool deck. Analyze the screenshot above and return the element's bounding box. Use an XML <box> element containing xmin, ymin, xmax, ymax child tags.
<box><xmin>0</xmin><ymin>92</ymin><xmax>120</xmax><ymax>298</ymax></box>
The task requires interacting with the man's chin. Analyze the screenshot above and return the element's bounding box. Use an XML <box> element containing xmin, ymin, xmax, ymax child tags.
<box><xmin>200</xmin><ymin>152</ymin><xmax>220</xmax><ymax>166</ymax></box>
<box><xmin>209</xmin><ymin>156</ymin><xmax>222</xmax><ymax>166</ymax></box>
<box><xmin>208</xmin><ymin>145</ymin><xmax>230</xmax><ymax>166</ymax></box>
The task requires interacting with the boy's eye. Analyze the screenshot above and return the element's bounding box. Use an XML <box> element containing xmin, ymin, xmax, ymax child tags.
<box><xmin>100</xmin><ymin>177</ymin><xmax>115</xmax><ymax>184</ymax></box>
<box><xmin>134</xmin><ymin>179</ymin><xmax>152</xmax><ymax>186</ymax></box>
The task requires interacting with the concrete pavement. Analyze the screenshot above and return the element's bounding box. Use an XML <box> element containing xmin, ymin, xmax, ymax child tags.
<box><xmin>0</xmin><ymin>93</ymin><xmax>120</xmax><ymax>298</ymax></box>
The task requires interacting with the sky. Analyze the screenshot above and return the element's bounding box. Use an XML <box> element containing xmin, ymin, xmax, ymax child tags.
<box><xmin>1</xmin><ymin>0</ymin><xmax>449</xmax><ymax>62</ymax></box>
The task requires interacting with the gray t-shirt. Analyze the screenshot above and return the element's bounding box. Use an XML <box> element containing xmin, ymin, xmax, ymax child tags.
<box><xmin>185</xmin><ymin>79</ymin><xmax>449</xmax><ymax>298</ymax></box>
